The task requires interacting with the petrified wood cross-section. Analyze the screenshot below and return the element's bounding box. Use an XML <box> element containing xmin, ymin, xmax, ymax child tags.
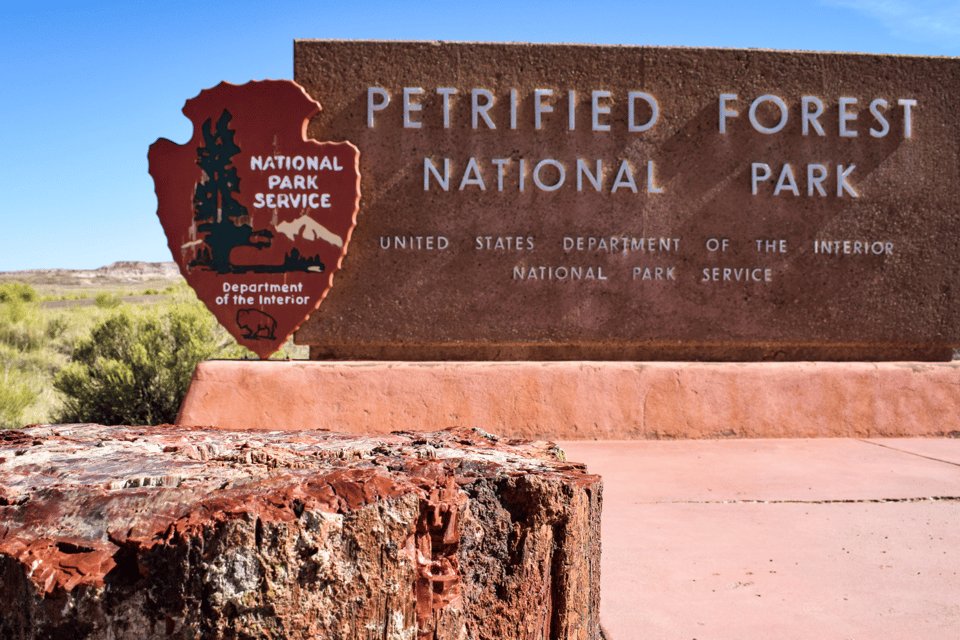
<box><xmin>0</xmin><ymin>425</ymin><xmax>601</xmax><ymax>640</ymax></box>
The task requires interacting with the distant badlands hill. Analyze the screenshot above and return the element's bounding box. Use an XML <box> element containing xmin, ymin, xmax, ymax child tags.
<box><xmin>0</xmin><ymin>261</ymin><xmax>180</xmax><ymax>284</ymax></box>
<box><xmin>0</xmin><ymin>261</ymin><xmax>182</xmax><ymax>287</ymax></box>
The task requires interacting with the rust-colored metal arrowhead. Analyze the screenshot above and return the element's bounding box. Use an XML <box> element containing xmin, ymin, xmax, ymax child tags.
<box><xmin>149</xmin><ymin>80</ymin><xmax>360</xmax><ymax>358</ymax></box>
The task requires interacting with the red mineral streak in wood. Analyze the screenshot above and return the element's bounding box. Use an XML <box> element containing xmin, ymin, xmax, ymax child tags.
<box><xmin>413</xmin><ymin>474</ymin><xmax>467</xmax><ymax>640</ymax></box>
<box><xmin>0</xmin><ymin>424</ymin><xmax>601</xmax><ymax>640</ymax></box>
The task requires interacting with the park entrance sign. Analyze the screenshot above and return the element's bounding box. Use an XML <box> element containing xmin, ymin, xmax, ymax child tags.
<box><xmin>163</xmin><ymin>42</ymin><xmax>960</xmax><ymax>436</ymax></box>
<box><xmin>153</xmin><ymin>42</ymin><xmax>960</xmax><ymax>361</ymax></box>
<box><xmin>288</xmin><ymin>41</ymin><xmax>960</xmax><ymax>361</ymax></box>
<box><xmin>287</xmin><ymin>41</ymin><xmax>960</xmax><ymax>361</ymax></box>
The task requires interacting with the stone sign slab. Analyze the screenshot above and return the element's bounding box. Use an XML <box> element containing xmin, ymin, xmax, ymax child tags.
<box><xmin>293</xmin><ymin>41</ymin><xmax>960</xmax><ymax>360</ymax></box>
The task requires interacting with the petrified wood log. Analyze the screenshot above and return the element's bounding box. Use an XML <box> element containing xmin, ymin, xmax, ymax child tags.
<box><xmin>0</xmin><ymin>425</ymin><xmax>601</xmax><ymax>640</ymax></box>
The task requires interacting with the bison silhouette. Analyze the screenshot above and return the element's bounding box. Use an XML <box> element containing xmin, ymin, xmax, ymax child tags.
<box><xmin>236</xmin><ymin>308</ymin><xmax>277</xmax><ymax>340</ymax></box>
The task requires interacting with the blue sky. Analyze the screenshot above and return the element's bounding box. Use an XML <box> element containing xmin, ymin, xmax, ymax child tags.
<box><xmin>2</xmin><ymin>0</ymin><xmax>960</xmax><ymax>270</ymax></box>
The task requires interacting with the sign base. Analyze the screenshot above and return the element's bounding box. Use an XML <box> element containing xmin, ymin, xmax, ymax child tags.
<box><xmin>177</xmin><ymin>360</ymin><xmax>960</xmax><ymax>439</ymax></box>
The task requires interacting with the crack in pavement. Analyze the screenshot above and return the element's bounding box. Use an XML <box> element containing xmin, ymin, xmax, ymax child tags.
<box><xmin>856</xmin><ymin>438</ymin><xmax>960</xmax><ymax>468</ymax></box>
<box><xmin>643</xmin><ymin>496</ymin><xmax>960</xmax><ymax>504</ymax></box>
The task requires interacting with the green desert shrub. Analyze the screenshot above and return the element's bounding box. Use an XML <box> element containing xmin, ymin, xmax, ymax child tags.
<box><xmin>163</xmin><ymin>283</ymin><xmax>188</xmax><ymax>294</ymax></box>
<box><xmin>53</xmin><ymin>301</ymin><xmax>243</xmax><ymax>425</ymax></box>
<box><xmin>0</xmin><ymin>369</ymin><xmax>37</xmax><ymax>429</ymax></box>
<box><xmin>94</xmin><ymin>292</ymin><xmax>122</xmax><ymax>308</ymax></box>
<box><xmin>44</xmin><ymin>315</ymin><xmax>69</xmax><ymax>340</ymax></box>
<box><xmin>0</xmin><ymin>297</ymin><xmax>44</xmax><ymax>352</ymax></box>
<box><xmin>0</xmin><ymin>282</ymin><xmax>39</xmax><ymax>304</ymax></box>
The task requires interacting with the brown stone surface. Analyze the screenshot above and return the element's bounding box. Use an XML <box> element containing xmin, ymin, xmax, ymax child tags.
<box><xmin>291</xmin><ymin>41</ymin><xmax>960</xmax><ymax>361</ymax></box>
<box><xmin>0</xmin><ymin>425</ymin><xmax>600</xmax><ymax>640</ymax></box>
<box><xmin>177</xmin><ymin>360</ymin><xmax>960</xmax><ymax>439</ymax></box>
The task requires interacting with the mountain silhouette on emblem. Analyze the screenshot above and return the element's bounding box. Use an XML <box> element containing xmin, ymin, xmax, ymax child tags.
<box><xmin>275</xmin><ymin>215</ymin><xmax>344</xmax><ymax>247</ymax></box>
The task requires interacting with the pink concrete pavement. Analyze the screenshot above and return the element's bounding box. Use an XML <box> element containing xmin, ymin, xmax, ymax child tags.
<box><xmin>558</xmin><ymin>438</ymin><xmax>960</xmax><ymax>640</ymax></box>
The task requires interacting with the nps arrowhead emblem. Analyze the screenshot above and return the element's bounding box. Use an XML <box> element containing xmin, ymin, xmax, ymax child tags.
<box><xmin>148</xmin><ymin>80</ymin><xmax>360</xmax><ymax>358</ymax></box>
